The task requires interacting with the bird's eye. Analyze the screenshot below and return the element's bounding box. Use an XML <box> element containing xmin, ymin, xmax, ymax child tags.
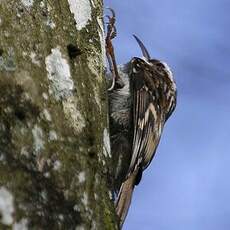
<box><xmin>156</xmin><ymin>62</ymin><xmax>165</xmax><ymax>68</ymax></box>
<box><xmin>132</xmin><ymin>61</ymin><xmax>141</xmax><ymax>73</ymax></box>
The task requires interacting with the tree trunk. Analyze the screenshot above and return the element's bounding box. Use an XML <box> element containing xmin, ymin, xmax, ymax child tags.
<box><xmin>0</xmin><ymin>0</ymin><xmax>118</xmax><ymax>229</ymax></box>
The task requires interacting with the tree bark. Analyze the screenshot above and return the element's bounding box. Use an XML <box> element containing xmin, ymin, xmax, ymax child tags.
<box><xmin>0</xmin><ymin>0</ymin><xmax>118</xmax><ymax>229</ymax></box>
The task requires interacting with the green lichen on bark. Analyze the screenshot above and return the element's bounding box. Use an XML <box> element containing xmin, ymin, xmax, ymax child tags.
<box><xmin>0</xmin><ymin>0</ymin><xmax>118</xmax><ymax>229</ymax></box>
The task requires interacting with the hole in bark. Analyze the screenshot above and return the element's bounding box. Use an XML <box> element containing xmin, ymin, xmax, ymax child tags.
<box><xmin>18</xmin><ymin>7</ymin><xmax>24</xmax><ymax>13</ymax></box>
<box><xmin>88</xmin><ymin>150</ymin><xmax>96</xmax><ymax>158</ymax></box>
<box><xmin>15</xmin><ymin>108</ymin><xmax>26</xmax><ymax>121</ymax></box>
<box><xmin>67</xmin><ymin>44</ymin><xmax>82</xmax><ymax>59</ymax></box>
<box><xmin>41</xmin><ymin>9</ymin><xmax>48</xmax><ymax>17</ymax></box>
<box><xmin>87</xmin><ymin>136</ymin><xmax>95</xmax><ymax>146</ymax></box>
<box><xmin>0</xmin><ymin>49</ymin><xmax>3</xmax><ymax>56</ymax></box>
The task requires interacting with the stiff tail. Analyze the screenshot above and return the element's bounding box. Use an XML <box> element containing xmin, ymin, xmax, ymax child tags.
<box><xmin>115</xmin><ymin>170</ymin><xmax>138</xmax><ymax>228</ymax></box>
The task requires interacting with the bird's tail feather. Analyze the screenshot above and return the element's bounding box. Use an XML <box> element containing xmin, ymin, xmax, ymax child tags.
<box><xmin>115</xmin><ymin>171</ymin><xmax>138</xmax><ymax>228</ymax></box>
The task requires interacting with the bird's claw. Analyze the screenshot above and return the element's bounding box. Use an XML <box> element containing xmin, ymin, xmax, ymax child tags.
<box><xmin>105</xmin><ymin>8</ymin><xmax>116</xmax><ymax>41</ymax></box>
<box><xmin>105</xmin><ymin>8</ymin><xmax>123</xmax><ymax>91</ymax></box>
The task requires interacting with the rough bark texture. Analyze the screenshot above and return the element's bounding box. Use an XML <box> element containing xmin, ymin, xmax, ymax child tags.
<box><xmin>0</xmin><ymin>0</ymin><xmax>118</xmax><ymax>229</ymax></box>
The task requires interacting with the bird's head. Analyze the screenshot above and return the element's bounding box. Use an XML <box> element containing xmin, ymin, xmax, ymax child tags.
<box><xmin>132</xmin><ymin>35</ymin><xmax>175</xmax><ymax>83</ymax></box>
<box><xmin>131</xmin><ymin>35</ymin><xmax>177</xmax><ymax>119</ymax></box>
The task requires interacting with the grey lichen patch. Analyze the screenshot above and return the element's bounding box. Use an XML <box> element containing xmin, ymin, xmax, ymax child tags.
<box><xmin>62</xmin><ymin>96</ymin><xmax>86</xmax><ymax>134</ymax></box>
<box><xmin>13</xmin><ymin>218</ymin><xmax>28</xmax><ymax>230</ymax></box>
<box><xmin>49</xmin><ymin>130</ymin><xmax>58</xmax><ymax>141</ymax></box>
<box><xmin>87</xmin><ymin>46</ymin><xmax>103</xmax><ymax>81</ymax></box>
<box><xmin>78</xmin><ymin>171</ymin><xmax>86</xmax><ymax>183</ymax></box>
<box><xmin>0</xmin><ymin>151</ymin><xmax>6</xmax><ymax>163</ymax></box>
<box><xmin>93</xmin><ymin>87</ymin><xmax>101</xmax><ymax>110</ymax></box>
<box><xmin>91</xmin><ymin>220</ymin><xmax>97</xmax><ymax>230</ymax></box>
<box><xmin>39</xmin><ymin>1</ymin><xmax>45</xmax><ymax>8</ymax></box>
<box><xmin>81</xmin><ymin>192</ymin><xmax>88</xmax><ymax>207</ymax></box>
<box><xmin>97</xmin><ymin>16</ymin><xmax>106</xmax><ymax>67</ymax></box>
<box><xmin>46</xmin><ymin>18</ymin><xmax>56</xmax><ymax>29</ymax></box>
<box><xmin>45</xmin><ymin>47</ymin><xmax>74</xmax><ymax>101</ymax></box>
<box><xmin>32</xmin><ymin>124</ymin><xmax>44</xmax><ymax>154</ymax></box>
<box><xmin>75</xmin><ymin>225</ymin><xmax>85</xmax><ymax>230</ymax></box>
<box><xmin>40</xmin><ymin>190</ymin><xmax>48</xmax><ymax>202</ymax></box>
<box><xmin>42</xmin><ymin>108</ymin><xmax>52</xmax><ymax>122</ymax></box>
<box><xmin>42</xmin><ymin>92</ymin><xmax>48</xmax><ymax>100</ymax></box>
<box><xmin>86</xmin><ymin>29</ymin><xmax>105</xmax><ymax>84</ymax></box>
<box><xmin>20</xmin><ymin>147</ymin><xmax>29</xmax><ymax>157</ymax></box>
<box><xmin>21</xmin><ymin>0</ymin><xmax>34</xmax><ymax>8</ymax></box>
<box><xmin>0</xmin><ymin>187</ymin><xmax>14</xmax><ymax>226</ymax></box>
<box><xmin>44</xmin><ymin>11</ymin><xmax>56</xmax><ymax>29</ymax></box>
<box><xmin>68</xmin><ymin>0</ymin><xmax>92</xmax><ymax>30</ymax></box>
<box><xmin>29</xmin><ymin>52</ymin><xmax>40</xmax><ymax>66</ymax></box>
<box><xmin>53</xmin><ymin>160</ymin><xmax>61</xmax><ymax>171</ymax></box>
<box><xmin>0</xmin><ymin>47</ymin><xmax>16</xmax><ymax>72</ymax></box>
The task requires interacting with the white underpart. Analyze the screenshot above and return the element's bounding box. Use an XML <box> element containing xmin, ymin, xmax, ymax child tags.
<box><xmin>116</xmin><ymin>65</ymin><xmax>130</xmax><ymax>96</ymax></box>
<box><xmin>68</xmin><ymin>0</ymin><xmax>92</xmax><ymax>30</ymax></box>
<box><xmin>0</xmin><ymin>187</ymin><xmax>14</xmax><ymax>225</ymax></box>
<box><xmin>45</xmin><ymin>47</ymin><xmax>74</xmax><ymax>101</ymax></box>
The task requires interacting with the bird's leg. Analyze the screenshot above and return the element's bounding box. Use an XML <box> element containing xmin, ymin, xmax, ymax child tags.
<box><xmin>106</xmin><ymin>8</ymin><xmax>124</xmax><ymax>90</ymax></box>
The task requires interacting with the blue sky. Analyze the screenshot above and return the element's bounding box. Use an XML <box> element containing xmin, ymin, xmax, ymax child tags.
<box><xmin>104</xmin><ymin>0</ymin><xmax>230</xmax><ymax>229</ymax></box>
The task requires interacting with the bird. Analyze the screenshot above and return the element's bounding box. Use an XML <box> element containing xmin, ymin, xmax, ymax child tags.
<box><xmin>106</xmin><ymin>9</ymin><xmax>177</xmax><ymax>228</ymax></box>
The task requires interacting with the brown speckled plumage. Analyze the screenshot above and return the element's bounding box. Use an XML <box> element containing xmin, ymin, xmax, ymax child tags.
<box><xmin>108</xmin><ymin>35</ymin><xmax>177</xmax><ymax>227</ymax></box>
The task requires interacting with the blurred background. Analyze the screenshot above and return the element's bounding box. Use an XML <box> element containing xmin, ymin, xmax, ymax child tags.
<box><xmin>104</xmin><ymin>0</ymin><xmax>230</xmax><ymax>229</ymax></box>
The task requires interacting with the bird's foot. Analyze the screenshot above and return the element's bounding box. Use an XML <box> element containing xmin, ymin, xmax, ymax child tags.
<box><xmin>105</xmin><ymin>8</ymin><xmax>124</xmax><ymax>91</ymax></box>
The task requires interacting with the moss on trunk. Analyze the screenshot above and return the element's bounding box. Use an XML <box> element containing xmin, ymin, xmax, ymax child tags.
<box><xmin>0</xmin><ymin>0</ymin><xmax>118</xmax><ymax>229</ymax></box>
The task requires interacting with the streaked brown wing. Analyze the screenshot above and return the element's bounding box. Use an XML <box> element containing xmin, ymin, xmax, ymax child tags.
<box><xmin>128</xmin><ymin>71</ymin><xmax>163</xmax><ymax>174</ymax></box>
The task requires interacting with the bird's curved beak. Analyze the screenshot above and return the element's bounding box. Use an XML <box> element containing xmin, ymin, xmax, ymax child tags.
<box><xmin>133</xmin><ymin>35</ymin><xmax>150</xmax><ymax>61</ymax></box>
